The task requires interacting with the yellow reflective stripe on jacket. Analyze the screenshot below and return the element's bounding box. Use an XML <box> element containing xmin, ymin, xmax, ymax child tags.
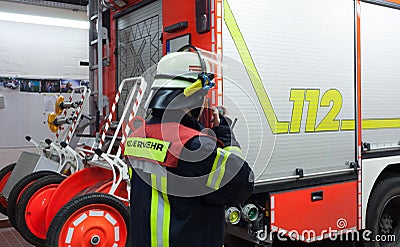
<box><xmin>150</xmin><ymin>174</ymin><xmax>170</xmax><ymax>247</ymax></box>
<box><xmin>206</xmin><ymin>148</ymin><xmax>231</xmax><ymax>190</ymax></box>
<box><xmin>150</xmin><ymin>175</ymin><xmax>158</xmax><ymax>247</ymax></box>
<box><xmin>124</xmin><ymin>137</ymin><xmax>170</xmax><ymax>162</ymax></box>
<box><xmin>161</xmin><ymin>177</ymin><xmax>170</xmax><ymax>247</ymax></box>
<box><xmin>223</xmin><ymin>146</ymin><xmax>243</xmax><ymax>159</ymax></box>
<box><xmin>128</xmin><ymin>167</ymin><xmax>133</xmax><ymax>180</ymax></box>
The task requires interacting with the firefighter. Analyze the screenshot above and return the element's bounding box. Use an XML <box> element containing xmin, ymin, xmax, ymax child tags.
<box><xmin>125</xmin><ymin>47</ymin><xmax>254</xmax><ymax>247</ymax></box>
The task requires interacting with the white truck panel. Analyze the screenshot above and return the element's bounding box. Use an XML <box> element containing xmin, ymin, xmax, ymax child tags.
<box><xmin>361</xmin><ymin>2</ymin><xmax>400</xmax><ymax>145</ymax></box>
<box><xmin>222</xmin><ymin>0</ymin><xmax>356</xmax><ymax>182</ymax></box>
<box><xmin>360</xmin><ymin>1</ymin><xmax>400</xmax><ymax>229</ymax></box>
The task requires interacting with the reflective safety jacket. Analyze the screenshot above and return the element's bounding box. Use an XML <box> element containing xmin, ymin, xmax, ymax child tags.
<box><xmin>125</xmin><ymin>117</ymin><xmax>254</xmax><ymax>247</ymax></box>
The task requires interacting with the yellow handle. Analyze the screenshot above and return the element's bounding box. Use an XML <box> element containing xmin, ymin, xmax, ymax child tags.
<box><xmin>55</xmin><ymin>96</ymin><xmax>64</xmax><ymax>115</ymax></box>
<box><xmin>183</xmin><ymin>79</ymin><xmax>203</xmax><ymax>97</ymax></box>
<box><xmin>47</xmin><ymin>113</ymin><xmax>59</xmax><ymax>133</ymax></box>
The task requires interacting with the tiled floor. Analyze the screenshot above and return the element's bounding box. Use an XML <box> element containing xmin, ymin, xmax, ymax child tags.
<box><xmin>0</xmin><ymin>213</ymin><xmax>33</xmax><ymax>247</ymax></box>
<box><xmin>0</xmin><ymin>227</ymin><xmax>34</xmax><ymax>247</ymax></box>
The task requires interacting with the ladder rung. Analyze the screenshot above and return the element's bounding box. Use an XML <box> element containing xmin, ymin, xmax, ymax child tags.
<box><xmin>90</xmin><ymin>39</ymin><xmax>98</xmax><ymax>46</ymax></box>
<box><xmin>90</xmin><ymin>59</ymin><xmax>110</xmax><ymax>71</ymax></box>
<box><xmin>90</xmin><ymin>65</ymin><xmax>99</xmax><ymax>70</ymax></box>
<box><xmin>90</xmin><ymin>14</ymin><xmax>98</xmax><ymax>21</ymax></box>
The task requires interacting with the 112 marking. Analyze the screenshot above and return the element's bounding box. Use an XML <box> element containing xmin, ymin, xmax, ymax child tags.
<box><xmin>289</xmin><ymin>89</ymin><xmax>343</xmax><ymax>133</ymax></box>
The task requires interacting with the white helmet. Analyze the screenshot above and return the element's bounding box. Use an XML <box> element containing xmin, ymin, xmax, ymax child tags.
<box><xmin>147</xmin><ymin>46</ymin><xmax>214</xmax><ymax>110</ymax></box>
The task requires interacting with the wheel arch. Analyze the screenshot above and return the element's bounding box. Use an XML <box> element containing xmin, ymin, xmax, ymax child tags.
<box><xmin>362</xmin><ymin>158</ymin><xmax>400</xmax><ymax>229</ymax></box>
<box><xmin>367</xmin><ymin>163</ymin><xmax>400</xmax><ymax>207</ymax></box>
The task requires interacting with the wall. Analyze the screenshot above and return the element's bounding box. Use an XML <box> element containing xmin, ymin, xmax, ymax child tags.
<box><xmin>0</xmin><ymin>1</ymin><xmax>88</xmax><ymax>78</ymax></box>
<box><xmin>0</xmin><ymin>1</ymin><xmax>89</xmax><ymax>165</ymax></box>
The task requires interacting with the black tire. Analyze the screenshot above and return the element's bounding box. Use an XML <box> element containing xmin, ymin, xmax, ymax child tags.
<box><xmin>365</xmin><ymin>176</ymin><xmax>400</xmax><ymax>247</ymax></box>
<box><xmin>0</xmin><ymin>163</ymin><xmax>16</xmax><ymax>215</ymax></box>
<box><xmin>7</xmin><ymin>170</ymin><xmax>59</xmax><ymax>230</ymax></box>
<box><xmin>46</xmin><ymin>192</ymin><xmax>130</xmax><ymax>247</ymax></box>
<box><xmin>16</xmin><ymin>174</ymin><xmax>65</xmax><ymax>247</ymax></box>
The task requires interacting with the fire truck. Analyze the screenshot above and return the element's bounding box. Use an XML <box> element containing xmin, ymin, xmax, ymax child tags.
<box><xmin>91</xmin><ymin>0</ymin><xmax>400</xmax><ymax>245</ymax></box>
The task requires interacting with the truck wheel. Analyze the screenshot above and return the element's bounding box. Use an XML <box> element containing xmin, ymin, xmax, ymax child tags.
<box><xmin>365</xmin><ymin>177</ymin><xmax>400</xmax><ymax>247</ymax></box>
<box><xmin>16</xmin><ymin>174</ymin><xmax>65</xmax><ymax>247</ymax></box>
<box><xmin>7</xmin><ymin>170</ymin><xmax>59</xmax><ymax>230</ymax></box>
<box><xmin>46</xmin><ymin>192</ymin><xmax>130</xmax><ymax>247</ymax></box>
<box><xmin>0</xmin><ymin>163</ymin><xmax>16</xmax><ymax>215</ymax></box>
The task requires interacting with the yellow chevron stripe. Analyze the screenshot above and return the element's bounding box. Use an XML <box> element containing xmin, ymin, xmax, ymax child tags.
<box><xmin>223</xmin><ymin>0</ymin><xmax>289</xmax><ymax>134</ymax></box>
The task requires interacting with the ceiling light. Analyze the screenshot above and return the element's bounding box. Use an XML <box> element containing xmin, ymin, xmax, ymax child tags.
<box><xmin>0</xmin><ymin>12</ymin><xmax>89</xmax><ymax>29</ymax></box>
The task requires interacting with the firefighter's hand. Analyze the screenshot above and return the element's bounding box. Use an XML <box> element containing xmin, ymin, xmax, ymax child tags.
<box><xmin>210</xmin><ymin>105</ymin><xmax>240</xmax><ymax>147</ymax></box>
<box><xmin>216</xmin><ymin>105</ymin><xmax>233</xmax><ymax>126</ymax></box>
<box><xmin>211</xmin><ymin>106</ymin><xmax>220</xmax><ymax>127</ymax></box>
<box><xmin>217</xmin><ymin>105</ymin><xmax>228</xmax><ymax>117</ymax></box>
